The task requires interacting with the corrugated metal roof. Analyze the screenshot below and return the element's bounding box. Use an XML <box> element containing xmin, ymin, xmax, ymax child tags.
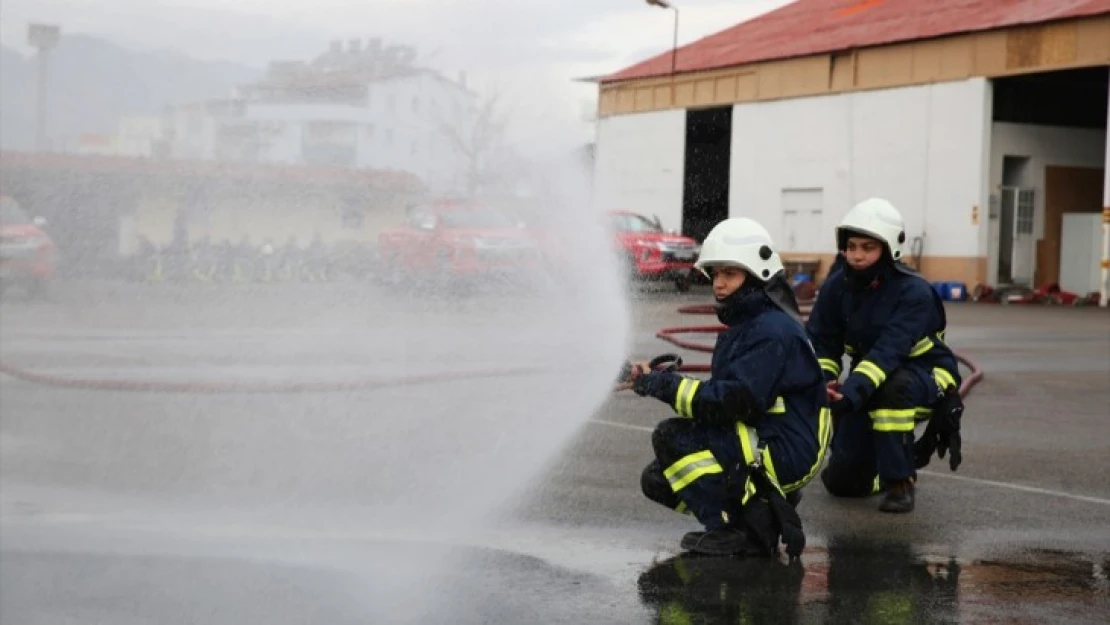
<box><xmin>603</xmin><ymin>0</ymin><xmax>1110</xmax><ymax>83</ymax></box>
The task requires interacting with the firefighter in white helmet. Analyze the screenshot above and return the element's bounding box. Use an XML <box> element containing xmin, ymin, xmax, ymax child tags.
<box><xmin>629</xmin><ymin>217</ymin><xmax>831</xmax><ymax>557</ymax></box>
<box><xmin>806</xmin><ymin>198</ymin><xmax>964</xmax><ymax>514</ymax></box>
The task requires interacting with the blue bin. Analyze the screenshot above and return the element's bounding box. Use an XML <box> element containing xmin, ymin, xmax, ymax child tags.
<box><xmin>932</xmin><ymin>281</ymin><xmax>968</xmax><ymax>302</ymax></box>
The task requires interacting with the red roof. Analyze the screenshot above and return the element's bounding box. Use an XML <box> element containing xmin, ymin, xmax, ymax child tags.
<box><xmin>603</xmin><ymin>0</ymin><xmax>1110</xmax><ymax>83</ymax></box>
<box><xmin>0</xmin><ymin>151</ymin><xmax>423</xmax><ymax>192</ymax></box>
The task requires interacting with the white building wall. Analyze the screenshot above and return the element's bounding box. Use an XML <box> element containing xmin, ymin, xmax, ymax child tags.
<box><xmin>730</xmin><ymin>78</ymin><xmax>991</xmax><ymax>261</ymax></box>
<box><xmin>592</xmin><ymin>109</ymin><xmax>686</xmax><ymax>234</ymax></box>
<box><xmin>987</xmin><ymin>121</ymin><xmax>1107</xmax><ymax>285</ymax></box>
<box><xmin>167</xmin><ymin>73</ymin><xmax>476</xmax><ymax>193</ymax></box>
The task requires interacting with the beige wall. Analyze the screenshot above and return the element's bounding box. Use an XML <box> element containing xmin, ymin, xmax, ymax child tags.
<box><xmin>130</xmin><ymin>183</ymin><xmax>418</xmax><ymax>250</ymax></box>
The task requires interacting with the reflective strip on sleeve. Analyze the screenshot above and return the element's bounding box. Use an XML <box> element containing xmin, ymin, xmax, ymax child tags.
<box><xmin>768</xmin><ymin>396</ymin><xmax>786</xmax><ymax>414</ymax></box>
<box><xmin>673</xmin><ymin>378</ymin><xmax>701</xmax><ymax>418</ymax></box>
<box><xmin>663</xmin><ymin>450</ymin><xmax>723</xmax><ymax>493</ymax></box>
<box><xmin>854</xmin><ymin>360</ymin><xmax>887</xmax><ymax>387</ymax></box>
<box><xmin>909</xmin><ymin>336</ymin><xmax>934</xmax><ymax>358</ymax></box>
<box><xmin>933</xmin><ymin>367</ymin><xmax>957</xmax><ymax>391</ymax></box>
<box><xmin>869</xmin><ymin>408</ymin><xmax>917</xmax><ymax>432</ymax></box>
<box><xmin>844</xmin><ymin>344</ymin><xmax>856</xmax><ymax>354</ymax></box>
<box><xmin>819</xmin><ymin>357</ymin><xmax>842</xmax><ymax>377</ymax></box>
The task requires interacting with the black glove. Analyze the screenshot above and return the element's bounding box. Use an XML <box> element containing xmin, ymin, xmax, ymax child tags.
<box><xmin>829</xmin><ymin>397</ymin><xmax>854</xmax><ymax>420</ymax></box>
<box><xmin>632</xmin><ymin>370</ymin><xmax>658</xmax><ymax>397</ymax></box>
<box><xmin>916</xmin><ymin>389</ymin><xmax>964</xmax><ymax>471</ymax></box>
<box><xmin>914</xmin><ymin>423</ymin><xmax>939</xmax><ymax>469</ymax></box>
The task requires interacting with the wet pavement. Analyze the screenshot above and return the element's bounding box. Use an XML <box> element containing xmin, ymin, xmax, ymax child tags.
<box><xmin>2</xmin><ymin>282</ymin><xmax>1109</xmax><ymax>624</ymax></box>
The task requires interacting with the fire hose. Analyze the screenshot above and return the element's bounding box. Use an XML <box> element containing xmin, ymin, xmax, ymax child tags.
<box><xmin>624</xmin><ymin>301</ymin><xmax>984</xmax><ymax>400</ymax></box>
<box><xmin>0</xmin><ymin>361</ymin><xmax>549</xmax><ymax>394</ymax></box>
<box><xmin>0</xmin><ymin>301</ymin><xmax>982</xmax><ymax>398</ymax></box>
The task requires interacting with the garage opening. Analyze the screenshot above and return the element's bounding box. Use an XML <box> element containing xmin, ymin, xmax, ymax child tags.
<box><xmin>682</xmin><ymin>106</ymin><xmax>732</xmax><ymax>243</ymax></box>
<box><xmin>990</xmin><ymin>67</ymin><xmax>1108</xmax><ymax>290</ymax></box>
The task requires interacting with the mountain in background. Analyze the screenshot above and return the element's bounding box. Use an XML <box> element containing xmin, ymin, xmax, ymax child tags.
<box><xmin>1</xmin><ymin>34</ymin><xmax>262</xmax><ymax>151</ymax></box>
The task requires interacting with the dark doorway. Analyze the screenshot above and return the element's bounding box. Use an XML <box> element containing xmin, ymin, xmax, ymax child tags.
<box><xmin>993</xmin><ymin>66</ymin><xmax>1109</xmax><ymax>129</ymax></box>
<box><xmin>682</xmin><ymin>107</ymin><xmax>732</xmax><ymax>243</ymax></box>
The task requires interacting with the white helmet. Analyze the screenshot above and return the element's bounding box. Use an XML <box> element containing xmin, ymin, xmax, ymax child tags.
<box><xmin>694</xmin><ymin>217</ymin><xmax>784</xmax><ymax>281</ymax></box>
<box><xmin>837</xmin><ymin>198</ymin><xmax>906</xmax><ymax>261</ymax></box>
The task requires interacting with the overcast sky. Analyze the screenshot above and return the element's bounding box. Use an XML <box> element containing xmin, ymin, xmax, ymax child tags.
<box><xmin>1</xmin><ymin>0</ymin><xmax>792</xmax><ymax>146</ymax></box>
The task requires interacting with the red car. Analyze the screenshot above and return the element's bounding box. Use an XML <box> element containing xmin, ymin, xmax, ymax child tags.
<box><xmin>0</xmin><ymin>194</ymin><xmax>57</xmax><ymax>297</ymax></box>
<box><xmin>609</xmin><ymin>210</ymin><xmax>700</xmax><ymax>292</ymax></box>
<box><xmin>377</xmin><ymin>200</ymin><xmax>541</xmax><ymax>287</ymax></box>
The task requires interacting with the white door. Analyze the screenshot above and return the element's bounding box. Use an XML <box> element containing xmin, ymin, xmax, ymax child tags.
<box><xmin>997</xmin><ymin>187</ymin><xmax>1036</xmax><ymax>286</ymax></box>
<box><xmin>781</xmin><ymin>188</ymin><xmax>824</xmax><ymax>253</ymax></box>
<box><xmin>1010</xmin><ymin>188</ymin><xmax>1036</xmax><ymax>286</ymax></box>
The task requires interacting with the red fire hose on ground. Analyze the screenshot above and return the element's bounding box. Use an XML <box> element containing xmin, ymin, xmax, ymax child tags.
<box><xmin>654</xmin><ymin>301</ymin><xmax>984</xmax><ymax>399</ymax></box>
<box><xmin>0</xmin><ymin>300</ymin><xmax>982</xmax><ymax>398</ymax></box>
<box><xmin>0</xmin><ymin>361</ymin><xmax>548</xmax><ymax>394</ymax></box>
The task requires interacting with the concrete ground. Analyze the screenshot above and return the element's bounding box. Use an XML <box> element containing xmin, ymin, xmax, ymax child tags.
<box><xmin>1</xmin><ymin>281</ymin><xmax>1108</xmax><ymax>624</ymax></box>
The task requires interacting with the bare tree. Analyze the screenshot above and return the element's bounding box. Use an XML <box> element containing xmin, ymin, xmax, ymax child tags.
<box><xmin>438</xmin><ymin>91</ymin><xmax>511</xmax><ymax>197</ymax></box>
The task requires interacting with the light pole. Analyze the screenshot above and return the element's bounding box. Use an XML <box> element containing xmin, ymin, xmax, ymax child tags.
<box><xmin>645</xmin><ymin>0</ymin><xmax>679</xmax><ymax>106</ymax></box>
<box><xmin>28</xmin><ymin>23</ymin><xmax>61</xmax><ymax>152</ymax></box>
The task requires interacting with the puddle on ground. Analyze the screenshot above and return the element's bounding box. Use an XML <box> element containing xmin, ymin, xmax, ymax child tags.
<box><xmin>637</xmin><ymin>540</ymin><xmax>1110</xmax><ymax>624</ymax></box>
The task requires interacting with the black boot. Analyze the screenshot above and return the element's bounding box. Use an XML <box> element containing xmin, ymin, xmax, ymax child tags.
<box><xmin>680</xmin><ymin>528</ymin><xmax>765</xmax><ymax>556</ymax></box>
<box><xmin>878</xmin><ymin>480</ymin><xmax>915</xmax><ymax>513</ymax></box>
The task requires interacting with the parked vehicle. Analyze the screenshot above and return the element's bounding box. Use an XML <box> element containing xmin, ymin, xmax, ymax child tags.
<box><xmin>609</xmin><ymin>210</ymin><xmax>700</xmax><ymax>292</ymax></box>
<box><xmin>0</xmin><ymin>195</ymin><xmax>57</xmax><ymax>297</ymax></box>
<box><xmin>377</xmin><ymin>200</ymin><xmax>541</xmax><ymax>290</ymax></box>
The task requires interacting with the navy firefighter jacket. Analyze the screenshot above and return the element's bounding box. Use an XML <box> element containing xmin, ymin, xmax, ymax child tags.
<box><xmin>638</xmin><ymin>290</ymin><xmax>830</xmax><ymax>487</ymax></box>
<box><xmin>805</xmin><ymin>262</ymin><xmax>962</xmax><ymax>410</ymax></box>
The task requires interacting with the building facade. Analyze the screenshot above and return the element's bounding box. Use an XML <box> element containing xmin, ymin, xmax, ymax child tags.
<box><xmin>165</xmin><ymin>40</ymin><xmax>480</xmax><ymax>195</ymax></box>
<box><xmin>592</xmin><ymin>0</ymin><xmax>1110</xmax><ymax>300</ymax></box>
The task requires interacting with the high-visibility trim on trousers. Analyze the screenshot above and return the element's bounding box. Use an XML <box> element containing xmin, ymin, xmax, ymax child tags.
<box><xmin>663</xmin><ymin>450</ymin><xmax>723</xmax><ymax>493</ymax></box>
<box><xmin>869</xmin><ymin>408</ymin><xmax>918</xmax><ymax>432</ymax></box>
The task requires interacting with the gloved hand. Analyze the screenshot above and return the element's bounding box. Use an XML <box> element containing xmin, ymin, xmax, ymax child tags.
<box><xmin>916</xmin><ymin>389</ymin><xmax>964</xmax><ymax>471</ymax></box>
<box><xmin>937</xmin><ymin>429</ymin><xmax>962</xmax><ymax>471</ymax></box>
<box><xmin>914</xmin><ymin>424</ymin><xmax>939</xmax><ymax>469</ymax></box>
<box><xmin>829</xmin><ymin>396</ymin><xmax>854</xmax><ymax>420</ymax></box>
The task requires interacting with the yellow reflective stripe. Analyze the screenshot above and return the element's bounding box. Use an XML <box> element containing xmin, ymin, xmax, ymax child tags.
<box><xmin>673</xmin><ymin>378</ymin><xmax>700</xmax><ymax>418</ymax></box>
<box><xmin>782</xmin><ymin>407</ymin><xmax>832</xmax><ymax>493</ymax></box>
<box><xmin>768</xmin><ymin>396</ymin><xmax>786</xmax><ymax>414</ymax></box>
<box><xmin>660</xmin><ymin>603</ymin><xmax>695</xmax><ymax>625</ymax></box>
<box><xmin>869</xmin><ymin>408</ymin><xmax>917</xmax><ymax>432</ymax></box>
<box><xmin>819</xmin><ymin>358</ymin><xmax>842</xmax><ymax>377</ymax></box>
<box><xmin>674</xmin><ymin>501</ymin><xmax>691</xmax><ymax>515</ymax></box>
<box><xmin>909</xmin><ymin>336</ymin><xmax>934</xmax><ymax>358</ymax></box>
<box><xmin>855</xmin><ymin>360</ymin><xmax>887</xmax><ymax>387</ymax></box>
<box><xmin>760</xmin><ymin>447</ymin><xmax>785</xmax><ymax>497</ymax></box>
<box><xmin>871</xmin><ymin>475</ymin><xmax>882</xmax><ymax>495</ymax></box>
<box><xmin>735</xmin><ymin>423</ymin><xmax>761</xmax><ymax>504</ymax></box>
<box><xmin>663</xmin><ymin>450</ymin><xmax>723</xmax><ymax>493</ymax></box>
<box><xmin>844</xmin><ymin>344</ymin><xmax>856</xmax><ymax>354</ymax></box>
<box><xmin>933</xmin><ymin>367</ymin><xmax>957</xmax><ymax>391</ymax></box>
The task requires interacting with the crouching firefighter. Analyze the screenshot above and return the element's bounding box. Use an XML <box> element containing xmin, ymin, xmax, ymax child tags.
<box><xmin>806</xmin><ymin>198</ymin><xmax>965</xmax><ymax>514</ymax></box>
<box><xmin>630</xmin><ymin>218</ymin><xmax>832</xmax><ymax>557</ymax></box>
